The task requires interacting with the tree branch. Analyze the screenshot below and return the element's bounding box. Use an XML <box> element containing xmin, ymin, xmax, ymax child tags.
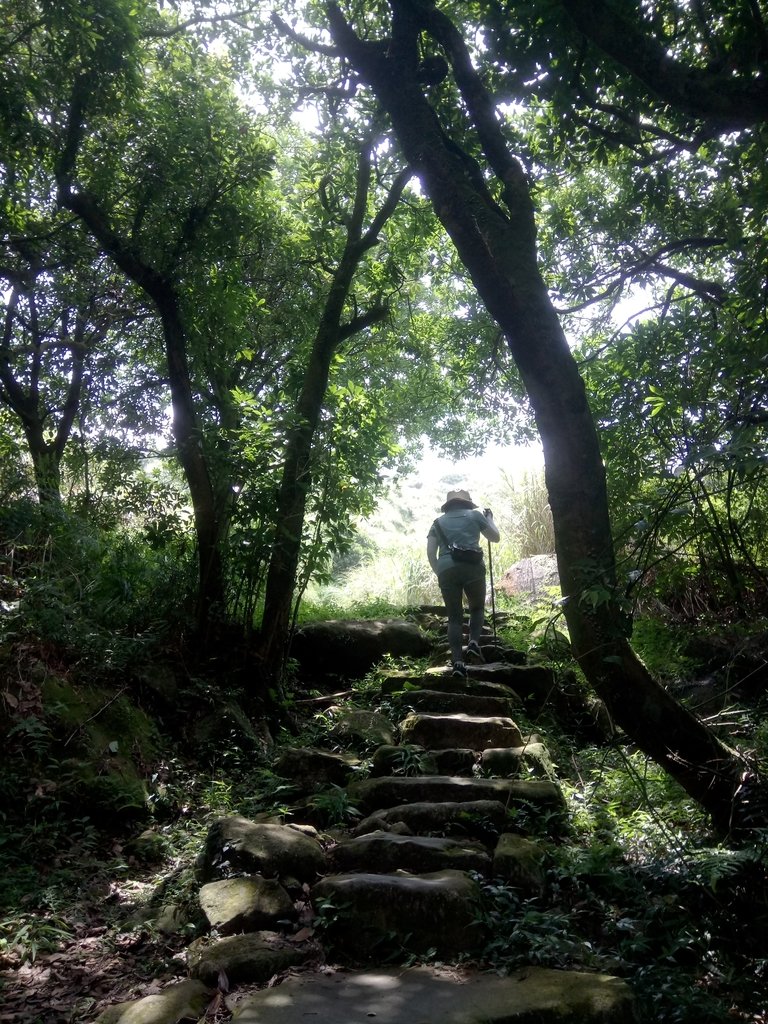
<box><xmin>143</xmin><ymin>7</ymin><xmax>262</xmax><ymax>39</ymax></box>
<box><xmin>272</xmin><ymin>13</ymin><xmax>341</xmax><ymax>58</ymax></box>
<box><xmin>338</xmin><ymin>302</ymin><xmax>389</xmax><ymax>342</ymax></box>
<box><xmin>559</xmin><ymin>0</ymin><xmax>768</xmax><ymax>128</ymax></box>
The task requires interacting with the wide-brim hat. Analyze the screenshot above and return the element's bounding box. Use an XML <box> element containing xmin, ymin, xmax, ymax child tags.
<box><xmin>441</xmin><ymin>489</ymin><xmax>477</xmax><ymax>512</ymax></box>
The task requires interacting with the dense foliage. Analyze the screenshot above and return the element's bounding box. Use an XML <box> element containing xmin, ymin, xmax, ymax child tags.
<box><xmin>3</xmin><ymin>5</ymin><xmax>768</xmax><ymax>1020</ymax></box>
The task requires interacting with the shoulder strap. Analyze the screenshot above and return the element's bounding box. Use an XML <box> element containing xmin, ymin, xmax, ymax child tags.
<box><xmin>432</xmin><ymin>518</ymin><xmax>450</xmax><ymax>548</ymax></box>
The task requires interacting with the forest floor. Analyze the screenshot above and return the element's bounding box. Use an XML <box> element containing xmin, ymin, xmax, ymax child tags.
<box><xmin>2</xmin><ymin>618</ymin><xmax>768</xmax><ymax>1024</ymax></box>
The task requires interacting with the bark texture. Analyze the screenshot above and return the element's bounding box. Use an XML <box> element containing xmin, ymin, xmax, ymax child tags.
<box><xmin>258</xmin><ymin>147</ymin><xmax>409</xmax><ymax>687</ymax></box>
<box><xmin>327</xmin><ymin>0</ymin><xmax>764</xmax><ymax>833</ymax></box>
<box><xmin>0</xmin><ymin>285</ymin><xmax>90</xmax><ymax>503</ymax></box>
<box><xmin>57</xmin><ymin>177</ymin><xmax>226</xmax><ymax>632</ymax></box>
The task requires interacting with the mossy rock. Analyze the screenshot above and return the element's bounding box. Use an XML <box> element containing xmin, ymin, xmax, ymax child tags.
<box><xmin>41</xmin><ymin>677</ymin><xmax>161</xmax><ymax>761</ymax></box>
<box><xmin>29</xmin><ymin>677</ymin><xmax>159</xmax><ymax>823</ymax></box>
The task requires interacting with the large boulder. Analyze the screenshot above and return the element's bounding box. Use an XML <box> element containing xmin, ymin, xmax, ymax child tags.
<box><xmin>492</xmin><ymin>833</ymin><xmax>547</xmax><ymax>893</ymax></box>
<box><xmin>291</xmin><ymin>619</ymin><xmax>431</xmax><ymax>678</ymax></box>
<box><xmin>96</xmin><ymin>980</ymin><xmax>211</xmax><ymax>1024</ymax></box>
<box><xmin>311</xmin><ymin>870</ymin><xmax>484</xmax><ymax>957</ymax></box>
<box><xmin>188</xmin><ymin>931</ymin><xmax>311</xmax><ymax>985</ymax></box>
<box><xmin>199</xmin><ymin>816</ymin><xmax>327</xmax><ymax>883</ymax></box>
<box><xmin>481</xmin><ymin>741</ymin><xmax>557</xmax><ymax>780</ymax></box>
<box><xmin>199</xmin><ymin>877</ymin><xmax>295</xmax><ymax>934</ymax></box>
<box><xmin>498</xmin><ymin>555</ymin><xmax>560</xmax><ymax>603</ymax></box>
<box><xmin>329</xmin><ymin>708</ymin><xmax>396</xmax><ymax>747</ymax></box>
<box><xmin>274</xmin><ymin>747</ymin><xmax>358</xmax><ymax>788</ymax></box>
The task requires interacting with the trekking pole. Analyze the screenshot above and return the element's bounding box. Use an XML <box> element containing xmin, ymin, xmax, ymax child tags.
<box><xmin>484</xmin><ymin>508</ymin><xmax>497</xmax><ymax>641</ymax></box>
<box><xmin>487</xmin><ymin>539</ymin><xmax>497</xmax><ymax>640</ymax></box>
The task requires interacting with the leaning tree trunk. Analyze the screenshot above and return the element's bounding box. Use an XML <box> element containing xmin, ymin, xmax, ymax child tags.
<box><xmin>257</xmin><ymin>318</ymin><xmax>342</xmax><ymax>689</ymax></box>
<box><xmin>327</xmin><ymin>0</ymin><xmax>765</xmax><ymax>834</ymax></box>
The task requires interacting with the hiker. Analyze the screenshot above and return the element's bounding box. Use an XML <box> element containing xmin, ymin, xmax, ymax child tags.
<box><xmin>427</xmin><ymin>489</ymin><xmax>500</xmax><ymax>678</ymax></box>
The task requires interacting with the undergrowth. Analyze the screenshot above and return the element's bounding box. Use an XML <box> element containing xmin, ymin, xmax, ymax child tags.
<box><xmin>2</xmin><ymin>505</ymin><xmax>768</xmax><ymax>1022</ymax></box>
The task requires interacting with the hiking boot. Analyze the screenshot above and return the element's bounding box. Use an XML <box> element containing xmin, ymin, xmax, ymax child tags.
<box><xmin>465</xmin><ymin>640</ymin><xmax>485</xmax><ymax>664</ymax></box>
<box><xmin>451</xmin><ymin>661</ymin><xmax>467</xmax><ymax>678</ymax></box>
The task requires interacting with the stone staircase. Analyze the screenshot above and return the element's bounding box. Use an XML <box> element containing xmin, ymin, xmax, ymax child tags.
<box><xmin>98</xmin><ymin>636</ymin><xmax>638</xmax><ymax>1024</ymax></box>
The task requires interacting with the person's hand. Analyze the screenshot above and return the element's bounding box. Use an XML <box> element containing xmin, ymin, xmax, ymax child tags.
<box><xmin>483</xmin><ymin>507</ymin><xmax>493</xmax><ymax>518</ymax></box>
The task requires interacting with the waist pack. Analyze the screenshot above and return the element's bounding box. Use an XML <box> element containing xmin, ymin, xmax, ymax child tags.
<box><xmin>432</xmin><ymin>520</ymin><xmax>483</xmax><ymax>565</ymax></box>
<box><xmin>449</xmin><ymin>544</ymin><xmax>483</xmax><ymax>564</ymax></box>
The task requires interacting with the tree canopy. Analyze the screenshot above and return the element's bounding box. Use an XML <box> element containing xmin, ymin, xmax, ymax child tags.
<box><xmin>2</xmin><ymin>0</ymin><xmax>767</xmax><ymax>827</ymax></box>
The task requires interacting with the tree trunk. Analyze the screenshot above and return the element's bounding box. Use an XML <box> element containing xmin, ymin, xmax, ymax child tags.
<box><xmin>1</xmin><ymin>285</ymin><xmax>89</xmax><ymax>505</ymax></box>
<box><xmin>257</xmin><ymin>321</ymin><xmax>339</xmax><ymax>688</ymax></box>
<box><xmin>155</xmin><ymin>288</ymin><xmax>227</xmax><ymax>633</ymax></box>
<box><xmin>257</xmin><ymin>146</ymin><xmax>409</xmax><ymax>691</ymax></box>
<box><xmin>56</xmin><ymin>184</ymin><xmax>226</xmax><ymax>636</ymax></box>
<box><xmin>327</xmin><ymin>0</ymin><xmax>764</xmax><ymax>833</ymax></box>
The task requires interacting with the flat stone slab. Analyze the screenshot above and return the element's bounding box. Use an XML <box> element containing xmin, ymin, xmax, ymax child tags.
<box><xmin>348</xmin><ymin>776</ymin><xmax>563</xmax><ymax>815</ymax></box>
<box><xmin>400</xmin><ymin>713</ymin><xmax>524</xmax><ymax>750</ymax></box>
<box><xmin>352</xmin><ymin>799</ymin><xmax>508</xmax><ymax>838</ymax></box>
<box><xmin>393</xmin><ymin>688</ymin><xmax>517</xmax><ymax>717</ymax></box>
<box><xmin>331</xmin><ymin>831</ymin><xmax>491</xmax><ymax>875</ymax></box>
<box><xmin>311</xmin><ymin>870</ymin><xmax>483</xmax><ymax>957</ymax></box>
<box><xmin>230</xmin><ymin>965</ymin><xmax>637</xmax><ymax>1023</ymax></box>
<box><xmin>428</xmin><ymin>662</ymin><xmax>553</xmax><ymax>693</ymax></box>
<box><xmin>470</xmin><ymin>663</ymin><xmax>556</xmax><ymax>698</ymax></box>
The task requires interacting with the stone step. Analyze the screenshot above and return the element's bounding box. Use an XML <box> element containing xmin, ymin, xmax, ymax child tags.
<box><xmin>228</xmin><ymin>965</ymin><xmax>638</xmax><ymax>1023</ymax></box>
<box><xmin>392</xmin><ymin>687</ymin><xmax>518</xmax><ymax>717</ymax></box>
<box><xmin>273</xmin><ymin>746</ymin><xmax>359</xmax><ymax>788</ymax></box>
<box><xmin>423</xmin><ymin>662</ymin><xmax>556</xmax><ymax>707</ymax></box>
<box><xmin>379</xmin><ymin>670</ymin><xmax>428</xmax><ymax>693</ymax></box>
<box><xmin>331</xmin><ymin>831</ymin><xmax>492</xmax><ymax>875</ymax></box>
<box><xmin>348</xmin><ymin>775</ymin><xmax>564</xmax><ymax>816</ymax></box>
<box><xmin>399</xmin><ymin>711</ymin><xmax>524</xmax><ymax>750</ymax></box>
<box><xmin>311</xmin><ymin>869</ymin><xmax>483</xmax><ymax>957</ymax></box>
<box><xmin>188</xmin><ymin>930</ymin><xmax>312</xmax><ymax>987</ymax></box>
<box><xmin>199</xmin><ymin>877</ymin><xmax>295</xmax><ymax>935</ymax></box>
<box><xmin>371</xmin><ymin>744</ymin><xmax>477</xmax><ymax>777</ymax></box>
<box><xmin>451</xmin><ymin>662</ymin><xmax>555</xmax><ymax>695</ymax></box>
<box><xmin>481</xmin><ymin>741</ymin><xmax>557</xmax><ymax>780</ymax></box>
<box><xmin>199</xmin><ymin>816</ymin><xmax>327</xmax><ymax>883</ymax></box>
<box><xmin>352</xmin><ymin>798</ymin><xmax>509</xmax><ymax>839</ymax></box>
<box><xmin>383</xmin><ymin>671</ymin><xmax>519</xmax><ymax>699</ymax></box>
